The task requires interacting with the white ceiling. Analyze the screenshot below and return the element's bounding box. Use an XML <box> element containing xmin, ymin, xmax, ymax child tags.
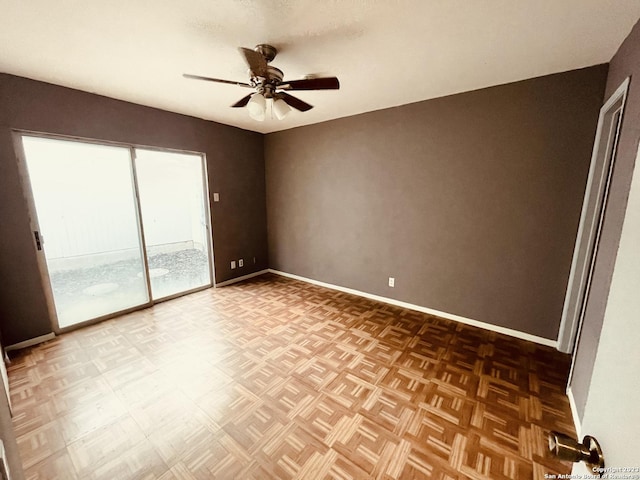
<box><xmin>1</xmin><ymin>1</ymin><xmax>639</xmax><ymax>134</ymax></box>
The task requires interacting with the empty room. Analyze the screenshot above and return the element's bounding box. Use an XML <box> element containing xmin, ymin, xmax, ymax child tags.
<box><xmin>1</xmin><ymin>1</ymin><xmax>640</xmax><ymax>479</ymax></box>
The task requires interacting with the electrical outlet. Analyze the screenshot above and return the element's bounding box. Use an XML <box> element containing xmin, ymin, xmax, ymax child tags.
<box><xmin>213</xmin><ymin>192</ymin><xmax>220</xmax><ymax>202</ymax></box>
<box><xmin>388</xmin><ymin>277</ymin><xmax>395</xmax><ymax>287</ymax></box>
<box><xmin>239</xmin><ymin>259</ymin><xmax>244</xmax><ymax>267</ymax></box>
<box><xmin>231</xmin><ymin>260</ymin><xmax>236</xmax><ymax>269</ymax></box>
<box><xmin>253</xmin><ymin>256</ymin><xmax>256</xmax><ymax>264</ymax></box>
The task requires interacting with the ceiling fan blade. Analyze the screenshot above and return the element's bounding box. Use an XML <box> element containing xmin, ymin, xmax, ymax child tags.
<box><xmin>238</xmin><ymin>47</ymin><xmax>268</xmax><ymax>77</ymax></box>
<box><xmin>231</xmin><ymin>94</ymin><xmax>253</xmax><ymax>108</ymax></box>
<box><xmin>183</xmin><ymin>73</ymin><xmax>251</xmax><ymax>88</ymax></box>
<box><xmin>279</xmin><ymin>77</ymin><xmax>340</xmax><ymax>91</ymax></box>
<box><xmin>278</xmin><ymin>92</ymin><xmax>313</xmax><ymax>112</ymax></box>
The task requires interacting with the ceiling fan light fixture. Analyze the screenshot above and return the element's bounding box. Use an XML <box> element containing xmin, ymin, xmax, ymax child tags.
<box><xmin>273</xmin><ymin>98</ymin><xmax>291</xmax><ymax>120</ymax></box>
<box><xmin>247</xmin><ymin>93</ymin><xmax>266</xmax><ymax>121</ymax></box>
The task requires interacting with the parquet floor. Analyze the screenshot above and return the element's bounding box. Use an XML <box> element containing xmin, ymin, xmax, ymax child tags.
<box><xmin>7</xmin><ymin>273</ymin><xmax>575</xmax><ymax>479</ymax></box>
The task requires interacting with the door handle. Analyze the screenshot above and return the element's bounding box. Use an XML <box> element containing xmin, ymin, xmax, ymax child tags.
<box><xmin>548</xmin><ymin>431</ymin><xmax>605</xmax><ymax>475</ymax></box>
<box><xmin>33</xmin><ymin>231</ymin><xmax>43</xmax><ymax>251</ymax></box>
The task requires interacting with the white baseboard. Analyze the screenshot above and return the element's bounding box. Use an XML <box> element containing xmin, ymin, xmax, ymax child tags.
<box><xmin>566</xmin><ymin>386</ymin><xmax>582</xmax><ymax>437</ymax></box>
<box><xmin>5</xmin><ymin>332</ymin><xmax>56</xmax><ymax>352</ymax></box>
<box><xmin>269</xmin><ymin>269</ymin><xmax>558</xmax><ymax>348</ymax></box>
<box><xmin>215</xmin><ymin>269</ymin><xmax>269</xmax><ymax>287</ymax></box>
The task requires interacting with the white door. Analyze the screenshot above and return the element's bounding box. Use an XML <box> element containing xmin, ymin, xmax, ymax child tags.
<box><xmin>572</xmin><ymin>142</ymin><xmax>640</xmax><ymax>474</ymax></box>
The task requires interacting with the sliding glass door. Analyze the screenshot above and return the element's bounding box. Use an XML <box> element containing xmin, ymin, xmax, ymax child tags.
<box><xmin>135</xmin><ymin>149</ymin><xmax>211</xmax><ymax>300</ymax></box>
<box><xmin>20</xmin><ymin>135</ymin><xmax>212</xmax><ymax>330</ymax></box>
<box><xmin>22</xmin><ymin>136</ymin><xmax>150</xmax><ymax>328</ymax></box>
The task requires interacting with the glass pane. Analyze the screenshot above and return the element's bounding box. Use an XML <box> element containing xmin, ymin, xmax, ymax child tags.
<box><xmin>135</xmin><ymin>149</ymin><xmax>211</xmax><ymax>300</ymax></box>
<box><xmin>22</xmin><ymin>136</ymin><xmax>149</xmax><ymax>328</ymax></box>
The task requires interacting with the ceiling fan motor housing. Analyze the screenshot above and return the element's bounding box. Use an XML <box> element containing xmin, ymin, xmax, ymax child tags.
<box><xmin>250</xmin><ymin>65</ymin><xmax>284</xmax><ymax>98</ymax></box>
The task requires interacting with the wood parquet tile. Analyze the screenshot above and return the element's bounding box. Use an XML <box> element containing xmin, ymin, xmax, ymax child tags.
<box><xmin>7</xmin><ymin>273</ymin><xmax>575</xmax><ymax>479</ymax></box>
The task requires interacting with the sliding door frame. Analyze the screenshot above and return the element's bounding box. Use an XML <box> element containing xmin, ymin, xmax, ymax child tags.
<box><xmin>12</xmin><ymin>129</ymin><xmax>215</xmax><ymax>334</ymax></box>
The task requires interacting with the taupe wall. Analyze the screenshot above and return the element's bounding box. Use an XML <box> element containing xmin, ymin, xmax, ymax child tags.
<box><xmin>0</xmin><ymin>74</ymin><xmax>267</xmax><ymax>345</ymax></box>
<box><xmin>265</xmin><ymin>65</ymin><xmax>608</xmax><ymax>340</ymax></box>
<box><xmin>570</xmin><ymin>19</ymin><xmax>640</xmax><ymax>421</ymax></box>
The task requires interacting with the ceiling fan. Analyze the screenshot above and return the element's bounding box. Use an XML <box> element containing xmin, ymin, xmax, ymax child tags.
<box><xmin>183</xmin><ymin>44</ymin><xmax>340</xmax><ymax>121</ymax></box>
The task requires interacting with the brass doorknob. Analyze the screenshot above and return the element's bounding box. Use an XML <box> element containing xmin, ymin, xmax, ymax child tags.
<box><xmin>548</xmin><ymin>431</ymin><xmax>605</xmax><ymax>473</ymax></box>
